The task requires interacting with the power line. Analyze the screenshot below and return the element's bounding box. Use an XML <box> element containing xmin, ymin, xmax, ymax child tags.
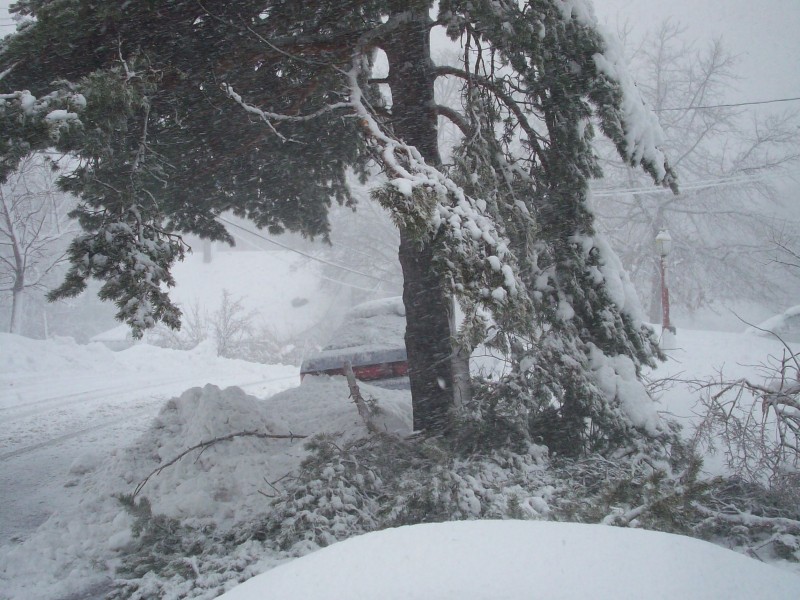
<box><xmin>224</xmin><ymin>225</ymin><xmax>394</xmax><ymax>293</ymax></box>
<box><xmin>216</xmin><ymin>216</ymin><xmax>396</xmax><ymax>285</ymax></box>
<box><xmin>655</xmin><ymin>96</ymin><xmax>800</xmax><ymax>112</ymax></box>
<box><xmin>592</xmin><ymin>175</ymin><xmax>763</xmax><ymax>198</ymax></box>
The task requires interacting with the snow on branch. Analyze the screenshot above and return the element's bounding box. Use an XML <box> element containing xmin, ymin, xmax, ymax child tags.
<box><xmin>563</xmin><ymin>2</ymin><xmax>678</xmax><ymax>190</ymax></box>
<box><xmin>221</xmin><ymin>83</ymin><xmax>352</xmax><ymax>143</ymax></box>
<box><xmin>346</xmin><ymin>60</ymin><xmax>522</xmax><ymax>308</ymax></box>
<box><xmin>0</xmin><ymin>88</ymin><xmax>85</xmax><ymax>136</ymax></box>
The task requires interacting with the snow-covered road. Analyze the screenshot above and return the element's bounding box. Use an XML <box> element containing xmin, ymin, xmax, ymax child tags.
<box><xmin>0</xmin><ymin>336</ymin><xmax>300</xmax><ymax>546</ymax></box>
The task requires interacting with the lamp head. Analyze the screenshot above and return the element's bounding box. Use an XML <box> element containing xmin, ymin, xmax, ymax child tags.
<box><xmin>655</xmin><ymin>229</ymin><xmax>673</xmax><ymax>257</ymax></box>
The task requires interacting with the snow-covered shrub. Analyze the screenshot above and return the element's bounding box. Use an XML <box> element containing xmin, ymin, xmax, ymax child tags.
<box><xmin>260</xmin><ymin>432</ymin><xmax>554</xmax><ymax>552</ymax></box>
<box><xmin>149</xmin><ymin>300</ymin><xmax>209</xmax><ymax>351</ymax></box>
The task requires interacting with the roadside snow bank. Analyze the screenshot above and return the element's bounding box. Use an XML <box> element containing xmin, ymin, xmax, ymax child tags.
<box><xmin>0</xmin><ymin>333</ymin><xmax>116</xmax><ymax>375</ymax></box>
<box><xmin>0</xmin><ymin>375</ymin><xmax>411</xmax><ymax>600</ymax></box>
<box><xmin>110</xmin><ymin>377</ymin><xmax>410</xmax><ymax>527</ymax></box>
<box><xmin>219</xmin><ymin>520</ymin><xmax>800</xmax><ymax>600</ymax></box>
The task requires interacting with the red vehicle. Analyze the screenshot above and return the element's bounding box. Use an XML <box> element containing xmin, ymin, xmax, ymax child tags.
<box><xmin>300</xmin><ymin>297</ymin><xmax>409</xmax><ymax>389</ymax></box>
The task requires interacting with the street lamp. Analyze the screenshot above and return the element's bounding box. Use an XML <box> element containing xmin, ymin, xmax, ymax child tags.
<box><xmin>655</xmin><ymin>229</ymin><xmax>675</xmax><ymax>335</ymax></box>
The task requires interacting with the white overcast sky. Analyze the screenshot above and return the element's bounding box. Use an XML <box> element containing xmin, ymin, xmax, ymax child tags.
<box><xmin>0</xmin><ymin>0</ymin><xmax>797</xmax><ymax>106</ymax></box>
<box><xmin>593</xmin><ymin>0</ymin><xmax>800</xmax><ymax>105</ymax></box>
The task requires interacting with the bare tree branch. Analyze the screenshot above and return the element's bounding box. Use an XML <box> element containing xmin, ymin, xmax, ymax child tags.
<box><xmin>132</xmin><ymin>429</ymin><xmax>308</xmax><ymax>499</ymax></box>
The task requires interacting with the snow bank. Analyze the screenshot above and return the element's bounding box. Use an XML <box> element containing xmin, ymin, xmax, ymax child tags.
<box><xmin>218</xmin><ymin>520</ymin><xmax>800</xmax><ymax>600</ymax></box>
<box><xmin>0</xmin><ymin>332</ymin><xmax>296</xmax><ymax>384</ymax></box>
<box><xmin>745</xmin><ymin>305</ymin><xmax>800</xmax><ymax>342</ymax></box>
<box><xmin>107</xmin><ymin>377</ymin><xmax>411</xmax><ymax>526</ymax></box>
<box><xmin>0</xmin><ymin>367</ymin><xmax>411</xmax><ymax>600</ymax></box>
<box><xmin>0</xmin><ymin>333</ymin><xmax>116</xmax><ymax>376</ymax></box>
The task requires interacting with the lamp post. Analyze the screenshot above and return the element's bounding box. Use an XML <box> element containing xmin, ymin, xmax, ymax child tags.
<box><xmin>655</xmin><ymin>229</ymin><xmax>675</xmax><ymax>335</ymax></box>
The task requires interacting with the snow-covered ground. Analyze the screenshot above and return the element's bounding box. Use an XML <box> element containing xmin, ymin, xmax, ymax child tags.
<box><xmin>1</xmin><ymin>325</ymin><xmax>798</xmax><ymax>599</ymax></box>
<box><xmin>0</xmin><ymin>334</ymin><xmax>300</xmax><ymax>598</ymax></box>
<box><xmin>218</xmin><ymin>520</ymin><xmax>800</xmax><ymax>600</ymax></box>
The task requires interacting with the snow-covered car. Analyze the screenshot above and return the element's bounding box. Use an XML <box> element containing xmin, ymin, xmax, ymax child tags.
<box><xmin>300</xmin><ymin>297</ymin><xmax>408</xmax><ymax>389</ymax></box>
<box><xmin>744</xmin><ymin>305</ymin><xmax>800</xmax><ymax>343</ymax></box>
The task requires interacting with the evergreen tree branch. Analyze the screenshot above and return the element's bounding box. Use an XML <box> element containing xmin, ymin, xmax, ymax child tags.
<box><xmin>434</xmin><ymin>65</ymin><xmax>549</xmax><ymax>173</ymax></box>
<box><xmin>222</xmin><ymin>83</ymin><xmax>353</xmax><ymax>143</ymax></box>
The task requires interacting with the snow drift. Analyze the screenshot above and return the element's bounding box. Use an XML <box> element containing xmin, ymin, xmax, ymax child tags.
<box><xmin>218</xmin><ymin>520</ymin><xmax>800</xmax><ymax>600</ymax></box>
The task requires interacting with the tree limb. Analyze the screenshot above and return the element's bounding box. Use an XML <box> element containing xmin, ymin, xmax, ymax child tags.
<box><xmin>434</xmin><ymin>65</ymin><xmax>549</xmax><ymax>173</ymax></box>
<box><xmin>132</xmin><ymin>429</ymin><xmax>307</xmax><ymax>498</ymax></box>
<box><xmin>434</xmin><ymin>104</ymin><xmax>473</xmax><ymax>139</ymax></box>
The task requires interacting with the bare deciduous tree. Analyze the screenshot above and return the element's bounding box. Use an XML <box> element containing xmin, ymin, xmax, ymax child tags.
<box><xmin>691</xmin><ymin>343</ymin><xmax>800</xmax><ymax>485</ymax></box>
<box><xmin>0</xmin><ymin>154</ymin><xmax>75</xmax><ymax>334</ymax></box>
<box><xmin>593</xmin><ymin>21</ymin><xmax>800</xmax><ymax>320</ymax></box>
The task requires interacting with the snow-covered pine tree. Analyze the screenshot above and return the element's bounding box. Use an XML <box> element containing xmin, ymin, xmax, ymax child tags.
<box><xmin>0</xmin><ymin>0</ymin><xmax>675</xmax><ymax>445</ymax></box>
<box><xmin>441</xmin><ymin>1</ymin><xmax>678</xmax><ymax>453</ymax></box>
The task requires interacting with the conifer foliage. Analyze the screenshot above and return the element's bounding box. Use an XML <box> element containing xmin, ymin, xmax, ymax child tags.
<box><xmin>0</xmin><ymin>0</ymin><xmax>676</xmax><ymax>443</ymax></box>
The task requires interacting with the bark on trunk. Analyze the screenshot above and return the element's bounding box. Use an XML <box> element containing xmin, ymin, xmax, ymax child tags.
<box><xmin>10</xmin><ymin>280</ymin><xmax>23</xmax><ymax>334</ymax></box>
<box><xmin>384</xmin><ymin>4</ymin><xmax>459</xmax><ymax>433</ymax></box>
<box><xmin>398</xmin><ymin>228</ymin><xmax>455</xmax><ymax>432</ymax></box>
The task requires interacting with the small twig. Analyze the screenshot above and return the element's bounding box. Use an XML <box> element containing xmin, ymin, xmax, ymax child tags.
<box><xmin>133</xmin><ymin>429</ymin><xmax>307</xmax><ymax>498</ymax></box>
<box><xmin>262</xmin><ymin>472</ymin><xmax>292</xmax><ymax>496</ymax></box>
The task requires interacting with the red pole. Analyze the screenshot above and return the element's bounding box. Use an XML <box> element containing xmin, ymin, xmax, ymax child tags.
<box><xmin>660</xmin><ymin>255</ymin><xmax>671</xmax><ymax>333</ymax></box>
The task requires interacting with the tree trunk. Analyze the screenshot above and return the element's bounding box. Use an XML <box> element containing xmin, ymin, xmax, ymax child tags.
<box><xmin>10</xmin><ymin>278</ymin><xmax>23</xmax><ymax>334</ymax></box>
<box><xmin>384</xmin><ymin>4</ymin><xmax>459</xmax><ymax>433</ymax></box>
<box><xmin>397</xmin><ymin>228</ymin><xmax>455</xmax><ymax>432</ymax></box>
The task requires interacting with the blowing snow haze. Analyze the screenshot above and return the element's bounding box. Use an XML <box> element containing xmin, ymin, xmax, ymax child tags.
<box><xmin>1</xmin><ymin>2</ymin><xmax>800</xmax><ymax>600</ymax></box>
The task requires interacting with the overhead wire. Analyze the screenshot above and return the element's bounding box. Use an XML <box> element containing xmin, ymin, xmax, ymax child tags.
<box><xmin>216</xmin><ymin>216</ymin><xmax>396</xmax><ymax>286</ymax></box>
<box><xmin>592</xmin><ymin>174</ymin><xmax>764</xmax><ymax>198</ymax></box>
<box><xmin>654</xmin><ymin>96</ymin><xmax>800</xmax><ymax>112</ymax></box>
<box><xmin>223</xmin><ymin>224</ymin><xmax>395</xmax><ymax>293</ymax></box>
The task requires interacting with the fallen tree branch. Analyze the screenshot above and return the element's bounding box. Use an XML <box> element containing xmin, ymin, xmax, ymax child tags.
<box><xmin>133</xmin><ymin>429</ymin><xmax>307</xmax><ymax>498</ymax></box>
<box><xmin>345</xmin><ymin>360</ymin><xmax>380</xmax><ymax>434</ymax></box>
<box><xmin>692</xmin><ymin>501</ymin><xmax>800</xmax><ymax>530</ymax></box>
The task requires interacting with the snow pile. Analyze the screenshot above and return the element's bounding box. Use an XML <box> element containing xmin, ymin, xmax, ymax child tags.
<box><xmin>745</xmin><ymin>305</ymin><xmax>800</xmax><ymax>342</ymax></box>
<box><xmin>115</xmin><ymin>385</ymin><xmax>293</xmax><ymax>525</ymax></box>
<box><xmin>219</xmin><ymin>520</ymin><xmax>800</xmax><ymax>600</ymax></box>
<box><xmin>0</xmin><ymin>332</ymin><xmax>118</xmax><ymax>375</ymax></box>
<box><xmin>0</xmin><ymin>333</ymin><xmax>297</xmax><ymax>385</ymax></box>
<box><xmin>0</xmin><ymin>368</ymin><xmax>411</xmax><ymax>600</ymax></box>
<box><xmin>109</xmin><ymin>377</ymin><xmax>411</xmax><ymax>527</ymax></box>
